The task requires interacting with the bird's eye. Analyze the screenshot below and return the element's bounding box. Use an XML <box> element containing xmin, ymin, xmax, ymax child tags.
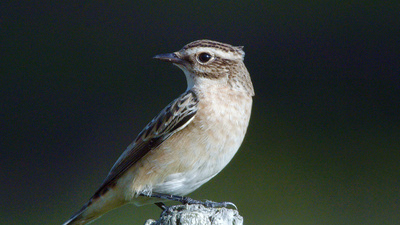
<box><xmin>197</xmin><ymin>52</ymin><xmax>212</xmax><ymax>63</ymax></box>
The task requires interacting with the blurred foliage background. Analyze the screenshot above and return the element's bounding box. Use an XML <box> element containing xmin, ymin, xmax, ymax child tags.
<box><xmin>1</xmin><ymin>1</ymin><xmax>399</xmax><ymax>224</ymax></box>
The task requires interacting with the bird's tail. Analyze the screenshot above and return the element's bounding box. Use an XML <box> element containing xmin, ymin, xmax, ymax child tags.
<box><xmin>62</xmin><ymin>189</ymin><xmax>125</xmax><ymax>225</ymax></box>
<box><xmin>62</xmin><ymin>199</ymin><xmax>106</xmax><ymax>225</ymax></box>
<box><xmin>62</xmin><ymin>201</ymin><xmax>94</xmax><ymax>225</ymax></box>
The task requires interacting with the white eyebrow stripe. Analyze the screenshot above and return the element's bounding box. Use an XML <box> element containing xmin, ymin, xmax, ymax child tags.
<box><xmin>185</xmin><ymin>47</ymin><xmax>243</xmax><ymax>61</ymax></box>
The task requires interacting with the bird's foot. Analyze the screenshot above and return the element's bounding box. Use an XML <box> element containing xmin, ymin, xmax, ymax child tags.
<box><xmin>154</xmin><ymin>202</ymin><xmax>168</xmax><ymax>210</ymax></box>
<box><xmin>149</xmin><ymin>193</ymin><xmax>237</xmax><ymax>209</ymax></box>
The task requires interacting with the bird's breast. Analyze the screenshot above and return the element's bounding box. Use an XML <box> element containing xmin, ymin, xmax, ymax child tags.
<box><xmin>151</xmin><ymin>86</ymin><xmax>252</xmax><ymax>195</ymax></box>
<box><xmin>125</xmin><ymin>86</ymin><xmax>253</xmax><ymax>199</ymax></box>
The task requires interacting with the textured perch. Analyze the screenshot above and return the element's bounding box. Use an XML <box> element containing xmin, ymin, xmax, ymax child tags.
<box><xmin>144</xmin><ymin>204</ymin><xmax>243</xmax><ymax>225</ymax></box>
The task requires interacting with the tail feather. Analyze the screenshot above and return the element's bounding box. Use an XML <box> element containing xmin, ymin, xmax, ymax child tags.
<box><xmin>62</xmin><ymin>202</ymin><xmax>100</xmax><ymax>225</ymax></box>
<box><xmin>62</xmin><ymin>188</ymin><xmax>126</xmax><ymax>225</ymax></box>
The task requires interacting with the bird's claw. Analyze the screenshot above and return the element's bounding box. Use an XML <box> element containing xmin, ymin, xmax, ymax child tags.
<box><xmin>150</xmin><ymin>193</ymin><xmax>237</xmax><ymax>210</ymax></box>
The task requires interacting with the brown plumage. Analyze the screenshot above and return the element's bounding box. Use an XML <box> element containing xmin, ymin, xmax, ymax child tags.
<box><xmin>62</xmin><ymin>40</ymin><xmax>254</xmax><ymax>225</ymax></box>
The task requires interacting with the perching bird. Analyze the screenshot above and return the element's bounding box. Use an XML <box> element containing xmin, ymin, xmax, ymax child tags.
<box><xmin>63</xmin><ymin>39</ymin><xmax>254</xmax><ymax>225</ymax></box>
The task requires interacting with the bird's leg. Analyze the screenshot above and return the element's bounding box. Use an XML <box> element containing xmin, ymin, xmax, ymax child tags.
<box><xmin>154</xmin><ymin>202</ymin><xmax>167</xmax><ymax>210</ymax></box>
<box><xmin>148</xmin><ymin>193</ymin><xmax>237</xmax><ymax>209</ymax></box>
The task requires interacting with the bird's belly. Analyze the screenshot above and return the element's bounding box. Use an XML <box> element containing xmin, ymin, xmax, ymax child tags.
<box><xmin>151</xmin><ymin>109</ymin><xmax>249</xmax><ymax>195</ymax></box>
<box><xmin>151</xmin><ymin>139</ymin><xmax>241</xmax><ymax>196</ymax></box>
<box><xmin>125</xmin><ymin>91</ymin><xmax>252</xmax><ymax>199</ymax></box>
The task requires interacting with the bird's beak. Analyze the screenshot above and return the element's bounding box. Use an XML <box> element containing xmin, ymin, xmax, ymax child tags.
<box><xmin>153</xmin><ymin>53</ymin><xmax>185</xmax><ymax>65</ymax></box>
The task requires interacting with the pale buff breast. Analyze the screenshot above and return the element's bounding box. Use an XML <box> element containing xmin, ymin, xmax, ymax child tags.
<box><xmin>119</xmin><ymin>84</ymin><xmax>252</xmax><ymax>202</ymax></box>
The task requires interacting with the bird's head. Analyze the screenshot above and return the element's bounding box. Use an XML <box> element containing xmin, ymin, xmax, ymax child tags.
<box><xmin>154</xmin><ymin>39</ymin><xmax>254</xmax><ymax>96</ymax></box>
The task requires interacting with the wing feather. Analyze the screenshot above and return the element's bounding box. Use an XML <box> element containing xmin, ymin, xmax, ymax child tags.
<box><xmin>91</xmin><ymin>90</ymin><xmax>198</xmax><ymax>198</ymax></box>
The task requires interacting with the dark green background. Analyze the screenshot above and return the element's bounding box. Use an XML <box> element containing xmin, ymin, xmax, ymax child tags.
<box><xmin>2</xmin><ymin>1</ymin><xmax>399</xmax><ymax>224</ymax></box>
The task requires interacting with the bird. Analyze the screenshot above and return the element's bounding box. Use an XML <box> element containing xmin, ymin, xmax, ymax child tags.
<box><xmin>62</xmin><ymin>39</ymin><xmax>254</xmax><ymax>225</ymax></box>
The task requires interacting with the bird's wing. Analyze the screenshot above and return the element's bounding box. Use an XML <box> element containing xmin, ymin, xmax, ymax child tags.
<box><xmin>92</xmin><ymin>90</ymin><xmax>199</xmax><ymax>198</ymax></box>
